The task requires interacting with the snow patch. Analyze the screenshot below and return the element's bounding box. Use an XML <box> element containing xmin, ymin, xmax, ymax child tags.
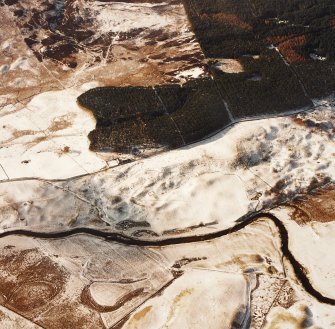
<box><xmin>0</xmin><ymin>84</ymin><xmax>107</xmax><ymax>179</ymax></box>
<box><xmin>175</xmin><ymin>67</ymin><xmax>205</xmax><ymax>80</ymax></box>
<box><xmin>91</xmin><ymin>2</ymin><xmax>180</xmax><ymax>33</ymax></box>
<box><xmin>310</xmin><ymin>53</ymin><xmax>326</xmax><ymax>61</ymax></box>
<box><xmin>212</xmin><ymin>59</ymin><xmax>244</xmax><ymax>73</ymax></box>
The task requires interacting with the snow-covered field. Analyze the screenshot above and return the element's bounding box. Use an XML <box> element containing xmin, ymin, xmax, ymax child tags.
<box><xmin>1</xmin><ymin>95</ymin><xmax>335</xmax><ymax>328</ymax></box>
<box><xmin>0</xmin><ymin>84</ymin><xmax>108</xmax><ymax>179</ymax></box>
<box><xmin>92</xmin><ymin>1</ymin><xmax>187</xmax><ymax>33</ymax></box>
<box><xmin>1</xmin><ymin>97</ymin><xmax>334</xmax><ymax>236</ymax></box>
<box><xmin>1</xmin><ymin>0</ymin><xmax>335</xmax><ymax>327</ymax></box>
<box><xmin>274</xmin><ymin>207</ymin><xmax>335</xmax><ymax>299</ymax></box>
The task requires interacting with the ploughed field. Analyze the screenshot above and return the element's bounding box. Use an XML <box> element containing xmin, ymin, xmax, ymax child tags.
<box><xmin>78</xmin><ymin>0</ymin><xmax>335</xmax><ymax>153</ymax></box>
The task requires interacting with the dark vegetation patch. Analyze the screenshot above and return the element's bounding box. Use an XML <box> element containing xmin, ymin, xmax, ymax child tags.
<box><xmin>6</xmin><ymin>0</ymin><xmax>332</xmax><ymax>153</ymax></box>
<box><xmin>182</xmin><ymin>0</ymin><xmax>335</xmax><ymax>58</ymax></box>
<box><xmin>78</xmin><ymin>49</ymin><xmax>310</xmax><ymax>153</ymax></box>
<box><xmin>182</xmin><ymin>0</ymin><xmax>335</xmax><ymax>99</ymax></box>
<box><xmin>182</xmin><ymin>0</ymin><xmax>261</xmax><ymax>58</ymax></box>
<box><xmin>213</xmin><ymin>49</ymin><xmax>311</xmax><ymax>118</ymax></box>
<box><xmin>78</xmin><ymin>78</ymin><xmax>231</xmax><ymax>153</ymax></box>
<box><xmin>115</xmin><ymin>220</ymin><xmax>151</xmax><ymax>231</ymax></box>
<box><xmin>81</xmin><ymin>87</ymin><xmax>166</xmax><ymax>125</ymax></box>
<box><xmin>78</xmin><ymin>0</ymin><xmax>335</xmax><ymax>153</ymax></box>
<box><xmin>294</xmin><ymin>60</ymin><xmax>335</xmax><ymax>98</ymax></box>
